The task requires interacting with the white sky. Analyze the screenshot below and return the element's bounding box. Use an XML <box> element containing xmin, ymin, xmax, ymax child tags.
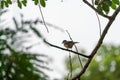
<box><xmin>2</xmin><ymin>0</ymin><xmax>120</xmax><ymax>79</ymax></box>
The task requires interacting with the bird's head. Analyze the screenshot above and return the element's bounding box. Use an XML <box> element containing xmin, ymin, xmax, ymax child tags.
<box><xmin>62</xmin><ymin>40</ymin><xmax>67</xmax><ymax>44</ymax></box>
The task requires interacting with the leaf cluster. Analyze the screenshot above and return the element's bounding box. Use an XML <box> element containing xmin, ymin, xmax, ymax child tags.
<box><xmin>95</xmin><ymin>0</ymin><xmax>120</xmax><ymax>14</ymax></box>
<box><xmin>0</xmin><ymin>0</ymin><xmax>46</xmax><ymax>9</ymax></box>
<box><xmin>0</xmin><ymin>50</ymin><xmax>49</xmax><ymax>80</ymax></box>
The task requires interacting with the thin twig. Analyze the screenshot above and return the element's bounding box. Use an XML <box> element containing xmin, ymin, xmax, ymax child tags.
<box><xmin>43</xmin><ymin>39</ymin><xmax>89</xmax><ymax>58</ymax></box>
<box><xmin>92</xmin><ymin>0</ymin><xmax>102</xmax><ymax>37</ymax></box>
<box><xmin>26</xmin><ymin>42</ymin><xmax>40</xmax><ymax>49</ymax></box>
<box><xmin>38</xmin><ymin>3</ymin><xmax>49</xmax><ymax>33</ymax></box>
<box><xmin>66</xmin><ymin>30</ymin><xmax>83</xmax><ymax>68</ymax></box>
<box><xmin>23</xmin><ymin>19</ymin><xmax>64</xmax><ymax>32</ymax></box>
<box><xmin>72</xmin><ymin>5</ymin><xmax>120</xmax><ymax>80</ymax></box>
<box><xmin>64</xmin><ymin>30</ymin><xmax>73</xmax><ymax>79</ymax></box>
<box><xmin>74</xmin><ymin>45</ymin><xmax>83</xmax><ymax>69</ymax></box>
<box><xmin>96</xmin><ymin>12</ymin><xmax>102</xmax><ymax>36</ymax></box>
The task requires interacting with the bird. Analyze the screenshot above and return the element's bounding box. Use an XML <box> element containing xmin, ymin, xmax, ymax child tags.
<box><xmin>62</xmin><ymin>40</ymin><xmax>79</xmax><ymax>48</ymax></box>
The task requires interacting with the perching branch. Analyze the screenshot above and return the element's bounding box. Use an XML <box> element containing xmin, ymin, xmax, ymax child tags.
<box><xmin>72</xmin><ymin>4</ymin><xmax>120</xmax><ymax>80</ymax></box>
<box><xmin>43</xmin><ymin>39</ymin><xmax>89</xmax><ymax>58</ymax></box>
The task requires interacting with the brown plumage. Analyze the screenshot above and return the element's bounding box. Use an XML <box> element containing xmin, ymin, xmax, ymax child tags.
<box><xmin>62</xmin><ymin>40</ymin><xmax>79</xmax><ymax>48</ymax></box>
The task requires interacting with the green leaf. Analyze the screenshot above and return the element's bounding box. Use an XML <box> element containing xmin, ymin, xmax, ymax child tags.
<box><xmin>105</xmin><ymin>0</ymin><xmax>112</xmax><ymax>6</ymax></box>
<box><xmin>5</xmin><ymin>1</ymin><xmax>9</xmax><ymax>7</ymax></box>
<box><xmin>30</xmin><ymin>26</ymin><xmax>42</xmax><ymax>38</ymax></box>
<box><xmin>112</xmin><ymin>0</ymin><xmax>120</xmax><ymax>5</ymax></box>
<box><xmin>111</xmin><ymin>2</ymin><xmax>116</xmax><ymax>10</ymax></box>
<box><xmin>40</xmin><ymin>0</ymin><xmax>46</xmax><ymax>7</ymax></box>
<box><xmin>0</xmin><ymin>39</ymin><xmax>6</xmax><ymax>45</ymax></box>
<box><xmin>22</xmin><ymin>29</ymin><xmax>28</xmax><ymax>33</ymax></box>
<box><xmin>102</xmin><ymin>3</ymin><xmax>110</xmax><ymax>14</ymax></box>
<box><xmin>1</xmin><ymin>1</ymin><xmax>5</xmax><ymax>9</ymax></box>
<box><xmin>7</xmin><ymin>0</ymin><xmax>12</xmax><ymax>4</ymax></box>
<box><xmin>97</xmin><ymin>5</ymin><xmax>103</xmax><ymax>14</ymax></box>
<box><xmin>22</xmin><ymin>0</ymin><xmax>27</xmax><ymax>6</ymax></box>
<box><xmin>18</xmin><ymin>0</ymin><xmax>22</xmax><ymax>8</ymax></box>
<box><xmin>0</xmin><ymin>30</ymin><xmax>4</xmax><ymax>36</ymax></box>
<box><xmin>0</xmin><ymin>47</ymin><xmax>6</xmax><ymax>51</ymax></box>
<box><xmin>95</xmin><ymin>0</ymin><xmax>99</xmax><ymax>5</ymax></box>
<box><xmin>34</xmin><ymin>0</ymin><xmax>38</xmax><ymax>5</ymax></box>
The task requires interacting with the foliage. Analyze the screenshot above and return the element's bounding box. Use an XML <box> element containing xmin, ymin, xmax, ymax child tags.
<box><xmin>0</xmin><ymin>0</ymin><xmax>46</xmax><ymax>9</ymax></box>
<box><xmin>0</xmin><ymin>11</ymin><xmax>50</xmax><ymax>80</ymax></box>
<box><xmin>64</xmin><ymin>49</ymin><xmax>87</xmax><ymax>80</ymax></box>
<box><xmin>0</xmin><ymin>48</ymin><xmax>49</xmax><ymax>80</ymax></box>
<box><xmin>64</xmin><ymin>44</ymin><xmax>120</xmax><ymax>80</ymax></box>
<box><xmin>95</xmin><ymin>0</ymin><xmax>120</xmax><ymax>14</ymax></box>
<box><xmin>0</xmin><ymin>0</ymin><xmax>120</xmax><ymax>14</ymax></box>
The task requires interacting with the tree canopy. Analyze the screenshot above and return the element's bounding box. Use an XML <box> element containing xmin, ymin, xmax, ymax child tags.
<box><xmin>0</xmin><ymin>11</ymin><xmax>50</xmax><ymax>80</ymax></box>
<box><xmin>0</xmin><ymin>0</ymin><xmax>120</xmax><ymax>14</ymax></box>
<box><xmin>64</xmin><ymin>44</ymin><xmax>120</xmax><ymax>80</ymax></box>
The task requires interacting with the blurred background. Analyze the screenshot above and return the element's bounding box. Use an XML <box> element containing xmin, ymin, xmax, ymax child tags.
<box><xmin>0</xmin><ymin>0</ymin><xmax>120</xmax><ymax>80</ymax></box>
